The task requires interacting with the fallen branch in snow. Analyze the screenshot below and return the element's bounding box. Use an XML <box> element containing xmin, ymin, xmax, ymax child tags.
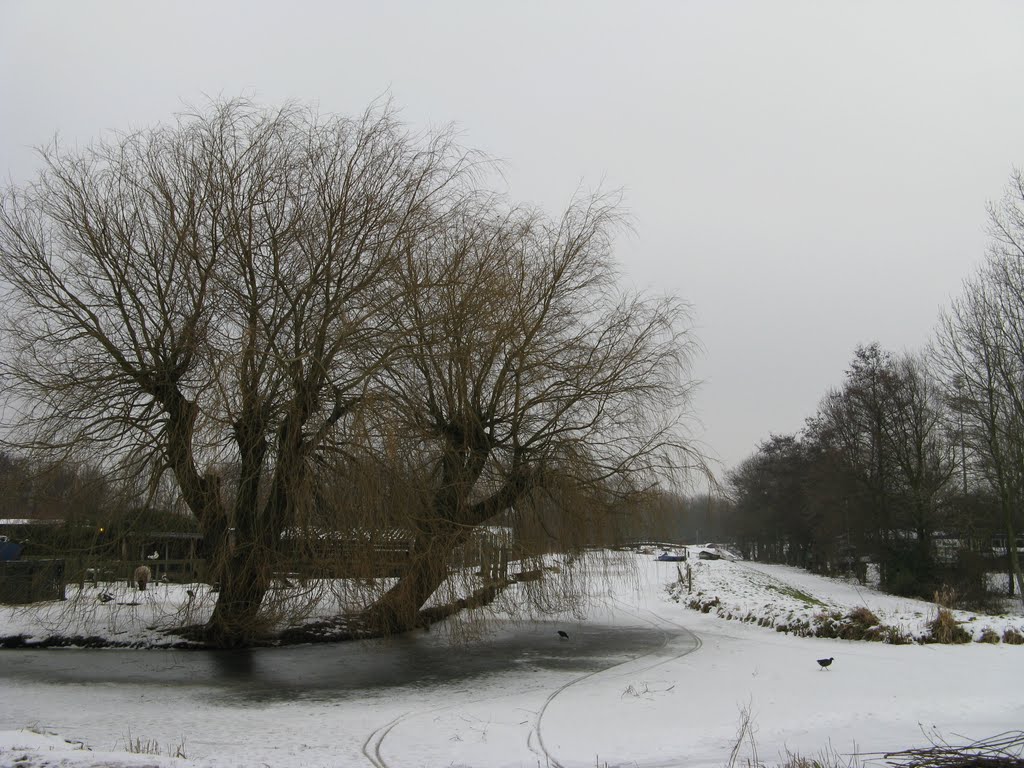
<box><xmin>620</xmin><ymin>682</ymin><xmax>676</xmax><ymax>699</ymax></box>
<box><xmin>881</xmin><ymin>730</ymin><xmax>1024</xmax><ymax>768</ymax></box>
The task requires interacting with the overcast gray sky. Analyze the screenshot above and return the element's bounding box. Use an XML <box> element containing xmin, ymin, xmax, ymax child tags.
<box><xmin>3</xmin><ymin>1</ymin><xmax>1024</xmax><ymax>476</ymax></box>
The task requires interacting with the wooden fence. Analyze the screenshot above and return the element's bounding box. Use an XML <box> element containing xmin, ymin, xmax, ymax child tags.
<box><xmin>0</xmin><ymin>559</ymin><xmax>66</xmax><ymax>604</ymax></box>
<box><xmin>2</xmin><ymin>537</ymin><xmax>514</xmax><ymax>604</ymax></box>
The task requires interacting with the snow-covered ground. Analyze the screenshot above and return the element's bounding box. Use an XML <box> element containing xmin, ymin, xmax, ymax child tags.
<box><xmin>678</xmin><ymin>552</ymin><xmax>1024</xmax><ymax>643</ymax></box>
<box><xmin>1</xmin><ymin>549</ymin><xmax>1022</xmax><ymax>767</ymax></box>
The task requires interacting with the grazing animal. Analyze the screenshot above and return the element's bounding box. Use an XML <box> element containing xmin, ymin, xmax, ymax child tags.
<box><xmin>557</xmin><ymin>630</ymin><xmax>569</xmax><ymax>640</ymax></box>
<box><xmin>97</xmin><ymin>592</ymin><xmax>114</xmax><ymax>603</ymax></box>
<box><xmin>134</xmin><ymin>565</ymin><xmax>151</xmax><ymax>591</ymax></box>
<box><xmin>816</xmin><ymin>657</ymin><xmax>834</xmax><ymax>670</ymax></box>
<box><xmin>147</xmin><ymin>550</ymin><xmax>160</xmax><ymax>560</ymax></box>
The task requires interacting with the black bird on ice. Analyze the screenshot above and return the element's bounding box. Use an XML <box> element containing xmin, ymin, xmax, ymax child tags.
<box><xmin>816</xmin><ymin>657</ymin><xmax>834</xmax><ymax>670</ymax></box>
<box><xmin>557</xmin><ymin>630</ymin><xmax>569</xmax><ymax>640</ymax></box>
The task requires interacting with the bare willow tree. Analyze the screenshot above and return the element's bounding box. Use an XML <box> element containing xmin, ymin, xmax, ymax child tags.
<box><xmin>360</xmin><ymin>195</ymin><xmax>702</xmax><ymax>633</ymax></box>
<box><xmin>0</xmin><ymin>99</ymin><xmax>475</xmax><ymax>646</ymax></box>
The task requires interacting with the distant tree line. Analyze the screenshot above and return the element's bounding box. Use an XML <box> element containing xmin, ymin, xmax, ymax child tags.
<box><xmin>0</xmin><ymin>450</ymin><xmax>111</xmax><ymax>524</ymax></box>
<box><xmin>725</xmin><ymin>172</ymin><xmax>1024</xmax><ymax>607</ymax></box>
<box><xmin>0</xmin><ymin>449</ymin><xmax>198</xmax><ymax>554</ymax></box>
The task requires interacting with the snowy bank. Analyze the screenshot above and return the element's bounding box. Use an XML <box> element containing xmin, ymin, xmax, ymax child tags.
<box><xmin>670</xmin><ymin>552</ymin><xmax>1024</xmax><ymax>644</ymax></box>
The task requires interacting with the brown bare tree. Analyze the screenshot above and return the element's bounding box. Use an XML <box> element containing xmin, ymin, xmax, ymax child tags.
<box><xmin>0</xmin><ymin>99</ymin><xmax>475</xmax><ymax>646</ymax></box>
<box><xmin>934</xmin><ymin>173</ymin><xmax>1024</xmax><ymax>602</ymax></box>
<box><xmin>360</xmin><ymin>196</ymin><xmax>703</xmax><ymax>633</ymax></box>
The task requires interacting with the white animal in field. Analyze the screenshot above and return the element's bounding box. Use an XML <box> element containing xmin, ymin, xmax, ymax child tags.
<box><xmin>134</xmin><ymin>565</ymin><xmax>151</xmax><ymax>591</ymax></box>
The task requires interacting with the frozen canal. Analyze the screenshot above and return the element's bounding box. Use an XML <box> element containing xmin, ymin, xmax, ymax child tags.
<box><xmin>0</xmin><ymin>618</ymin><xmax>695</xmax><ymax>702</ymax></box>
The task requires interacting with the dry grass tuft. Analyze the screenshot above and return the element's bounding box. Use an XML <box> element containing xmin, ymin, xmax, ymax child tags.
<box><xmin>847</xmin><ymin>606</ymin><xmax>880</xmax><ymax>626</ymax></box>
<box><xmin>933</xmin><ymin>585</ymin><xmax>958</xmax><ymax>610</ymax></box>
<box><xmin>978</xmin><ymin>627</ymin><xmax>1001</xmax><ymax>644</ymax></box>
<box><xmin>926</xmin><ymin>607</ymin><xmax>971</xmax><ymax>644</ymax></box>
<box><xmin>1003</xmin><ymin>627</ymin><xmax>1024</xmax><ymax>645</ymax></box>
<box><xmin>123</xmin><ymin>728</ymin><xmax>187</xmax><ymax>760</ymax></box>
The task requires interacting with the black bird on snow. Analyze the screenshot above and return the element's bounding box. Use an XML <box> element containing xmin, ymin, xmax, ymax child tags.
<box><xmin>97</xmin><ymin>592</ymin><xmax>114</xmax><ymax>603</ymax></box>
<box><xmin>816</xmin><ymin>657</ymin><xmax>834</xmax><ymax>670</ymax></box>
<box><xmin>557</xmin><ymin>630</ymin><xmax>569</xmax><ymax>640</ymax></box>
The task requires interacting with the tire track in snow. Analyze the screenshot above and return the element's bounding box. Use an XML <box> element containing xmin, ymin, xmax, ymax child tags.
<box><xmin>362</xmin><ymin>683</ymin><xmax>555</xmax><ymax>768</ymax></box>
<box><xmin>361</xmin><ymin>711</ymin><xmax>409</xmax><ymax>768</ymax></box>
<box><xmin>532</xmin><ymin>596</ymin><xmax>702</xmax><ymax>768</ymax></box>
<box><xmin>360</xmin><ymin>597</ymin><xmax>703</xmax><ymax>768</ymax></box>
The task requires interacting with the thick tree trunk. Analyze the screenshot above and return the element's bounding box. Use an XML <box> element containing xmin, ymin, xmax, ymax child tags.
<box><xmin>162</xmin><ymin>393</ymin><xmax>274</xmax><ymax>647</ymax></box>
<box><xmin>996</xmin><ymin>479</ymin><xmax>1024</xmax><ymax>604</ymax></box>
<box><xmin>194</xmin><ymin>494</ymin><xmax>277</xmax><ymax>647</ymax></box>
<box><xmin>361</xmin><ymin>529</ymin><xmax>464</xmax><ymax>635</ymax></box>
<box><xmin>1006</xmin><ymin>517</ymin><xmax>1024</xmax><ymax>604</ymax></box>
<box><xmin>361</xmin><ymin>553</ymin><xmax>449</xmax><ymax>634</ymax></box>
<box><xmin>916</xmin><ymin>523</ymin><xmax>933</xmax><ymax>582</ymax></box>
<box><xmin>202</xmin><ymin>547</ymin><xmax>272</xmax><ymax>647</ymax></box>
<box><xmin>359</xmin><ymin>458</ymin><xmax>530</xmax><ymax>636</ymax></box>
